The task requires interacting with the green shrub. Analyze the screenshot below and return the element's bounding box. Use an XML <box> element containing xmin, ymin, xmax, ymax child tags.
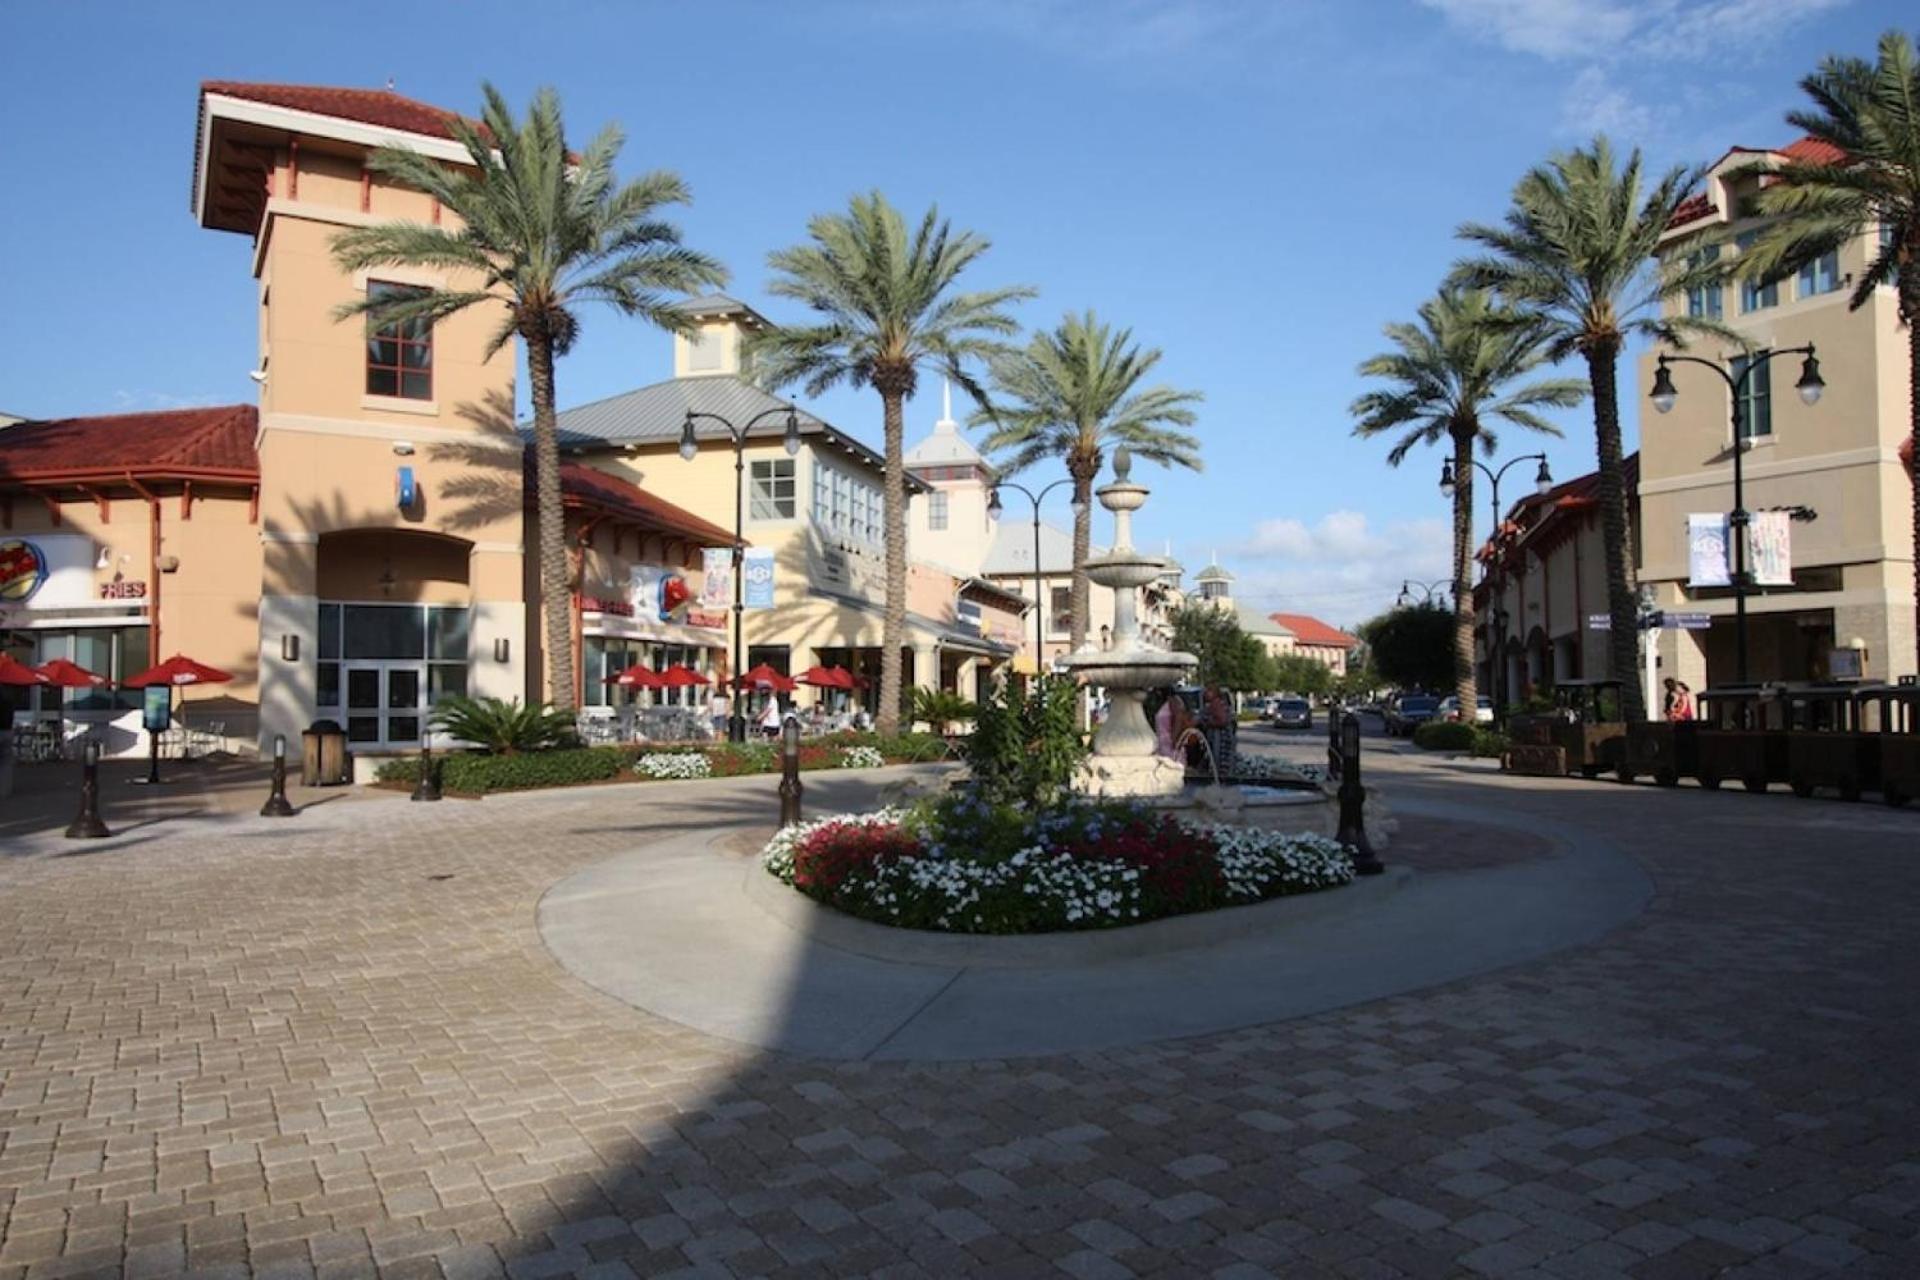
<box><xmin>1470</xmin><ymin>728</ymin><xmax>1508</xmax><ymax>758</ymax></box>
<box><xmin>376</xmin><ymin>745</ymin><xmax>629</xmax><ymax>794</ymax></box>
<box><xmin>910</xmin><ymin>688</ymin><xmax>978</xmax><ymax>734</ymax></box>
<box><xmin>1412</xmin><ymin>721</ymin><xmax>1477</xmax><ymax>751</ymax></box>
<box><xmin>429</xmin><ymin>695</ymin><xmax>578</xmax><ymax>754</ymax></box>
<box><xmin>962</xmin><ymin>676</ymin><xmax>1086</xmax><ymax>808</ymax></box>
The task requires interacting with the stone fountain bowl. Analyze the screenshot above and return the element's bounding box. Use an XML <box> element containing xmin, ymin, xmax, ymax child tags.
<box><xmin>1056</xmin><ymin>650</ymin><xmax>1196</xmax><ymax>690</ymax></box>
<box><xmin>1085</xmin><ymin>554</ymin><xmax>1175</xmax><ymax>591</ymax></box>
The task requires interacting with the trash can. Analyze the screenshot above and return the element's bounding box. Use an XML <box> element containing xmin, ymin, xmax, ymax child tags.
<box><xmin>301</xmin><ymin>718</ymin><xmax>349</xmax><ymax>786</ymax></box>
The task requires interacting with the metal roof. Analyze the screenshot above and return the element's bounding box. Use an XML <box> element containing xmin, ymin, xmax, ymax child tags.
<box><xmin>981</xmin><ymin>520</ymin><xmax>1099</xmax><ymax>577</ymax></box>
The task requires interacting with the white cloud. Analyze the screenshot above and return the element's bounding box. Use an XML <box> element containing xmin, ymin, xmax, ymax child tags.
<box><xmin>1415</xmin><ymin>0</ymin><xmax>1637</xmax><ymax>59</ymax></box>
<box><xmin>1217</xmin><ymin>511</ymin><xmax>1453</xmax><ymax>625</ymax></box>
<box><xmin>1560</xmin><ymin>65</ymin><xmax>1656</xmax><ymax>137</ymax></box>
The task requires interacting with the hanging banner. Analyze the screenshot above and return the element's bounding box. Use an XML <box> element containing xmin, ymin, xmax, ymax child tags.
<box><xmin>700</xmin><ymin>548</ymin><xmax>733</xmax><ymax>609</ymax></box>
<box><xmin>743</xmin><ymin>548</ymin><xmax>775</xmax><ymax>610</ymax></box>
<box><xmin>1748</xmin><ymin>510</ymin><xmax>1792</xmax><ymax>586</ymax></box>
<box><xmin>629</xmin><ymin>565</ymin><xmax>661</xmax><ymax>617</ymax></box>
<box><xmin>1687</xmin><ymin>514</ymin><xmax>1731</xmax><ymax>587</ymax></box>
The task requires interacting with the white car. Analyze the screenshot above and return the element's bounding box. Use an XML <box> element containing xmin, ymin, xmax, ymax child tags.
<box><xmin>1437</xmin><ymin>695</ymin><xmax>1494</xmax><ymax>724</ymax></box>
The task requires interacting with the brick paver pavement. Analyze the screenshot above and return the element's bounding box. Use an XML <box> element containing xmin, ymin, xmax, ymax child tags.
<box><xmin>1</xmin><ymin>751</ymin><xmax>1917</xmax><ymax>1278</ymax></box>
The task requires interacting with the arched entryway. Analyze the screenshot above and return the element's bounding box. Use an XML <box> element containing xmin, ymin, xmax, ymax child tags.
<box><xmin>315</xmin><ymin>528</ymin><xmax>473</xmax><ymax>748</ymax></box>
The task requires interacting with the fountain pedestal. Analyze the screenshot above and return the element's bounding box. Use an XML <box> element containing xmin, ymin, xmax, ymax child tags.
<box><xmin>1058</xmin><ymin>449</ymin><xmax>1197</xmax><ymax>799</ymax></box>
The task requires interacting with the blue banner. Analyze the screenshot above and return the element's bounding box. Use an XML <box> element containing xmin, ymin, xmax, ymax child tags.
<box><xmin>743</xmin><ymin>548</ymin><xmax>775</xmax><ymax>610</ymax></box>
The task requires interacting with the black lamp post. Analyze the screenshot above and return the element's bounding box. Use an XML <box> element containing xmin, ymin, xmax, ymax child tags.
<box><xmin>987</xmin><ymin>478</ymin><xmax>1085</xmax><ymax>675</ymax></box>
<box><xmin>1439</xmin><ymin>451</ymin><xmax>1553</xmax><ymax>720</ymax></box>
<box><xmin>1650</xmin><ymin>345</ymin><xmax>1824</xmax><ymax>684</ymax></box>
<box><xmin>680</xmin><ymin>404</ymin><xmax>802</xmax><ymax>741</ymax></box>
<box><xmin>1396</xmin><ymin>579</ymin><xmax>1451</xmax><ymax>607</ymax></box>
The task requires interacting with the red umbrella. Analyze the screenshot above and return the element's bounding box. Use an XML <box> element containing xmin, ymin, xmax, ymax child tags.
<box><xmin>35</xmin><ymin>658</ymin><xmax>108</xmax><ymax>688</ymax></box>
<box><xmin>0</xmin><ymin>653</ymin><xmax>51</xmax><ymax>686</ymax></box>
<box><xmin>605</xmin><ymin>663</ymin><xmax>664</xmax><ymax>688</ymax></box>
<box><xmin>659</xmin><ymin>665</ymin><xmax>711</xmax><ymax>687</ymax></box>
<box><xmin>123</xmin><ymin>654</ymin><xmax>233</xmax><ymax>687</ymax></box>
<box><xmin>734</xmin><ymin>663</ymin><xmax>796</xmax><ymax>692</ymax></box>
<box><xmin>797</xmin><ymin>665</ymin><xmax>854</xmax><ymax>690</ymax></box>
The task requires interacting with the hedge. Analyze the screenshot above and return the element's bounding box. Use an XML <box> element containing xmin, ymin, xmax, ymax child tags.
<box><xmin>373</xmin><ymin>730</ymin><xmax>956</xmax><ymax>795</ymax></box>
<box><xmin>1412</xmin><ymin>721</ymin><xmax>1508</xmax><ymax>757</ymax></box>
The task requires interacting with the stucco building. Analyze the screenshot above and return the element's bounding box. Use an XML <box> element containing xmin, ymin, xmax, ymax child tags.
<box><xmin>1641</xmin><ymin>136</ymin><xmax>1916</xmax><ymax>688</ymax></box>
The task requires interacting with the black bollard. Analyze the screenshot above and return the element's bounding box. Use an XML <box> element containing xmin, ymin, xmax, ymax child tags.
<box><xmin>260</xmin><ymin>734</ymin><xmax>295</xmax><ymax>818</ymax></box>
<box><xmin>1326</xmin><ymin>700</ymin><xmax>1344</xmax><ymax>785</ymax></box>
<box><xmin>1334</xmin><ymin>712</ymin><xmax>1383</xmax><ymax>875</ymax></box>
<box><xmin>411</xmin><ymin>742</ymin><xmax>442</xmax><ymax>802</ymax></box>
<box><xmin>778</xmin><ymin>717</ymin><xmax>803</xmax><ymax>828</ymax></box>
<box><xmin>65</xmin><ymin>740</ymin><xmax>112</xmax><ymax>839</ymax></box>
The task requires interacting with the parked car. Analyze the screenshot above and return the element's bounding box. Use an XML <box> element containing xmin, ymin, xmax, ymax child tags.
<box><xmin>1437</xmin><ymin>695</ymin><xmax>1495</xmax><ymax>725</ymax></box>
<box><xmin>1271</xmin><ymin>697</ymin><xmax>1313</xmax><ymax>730</ymax></box>
<box><xmin>1385</xmin><ymin>694</ymin><xmax>1440</xmax><ymax>737</ymax></box>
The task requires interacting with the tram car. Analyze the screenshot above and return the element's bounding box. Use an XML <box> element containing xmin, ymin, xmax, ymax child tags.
<box><xmin>1855</xmin><ymin>682</ymin><xmax>1918</xmax><ymax>807</ymax></box>
<box><xmin>1693</xmin><ymin>684</ymin><xmax>1790</xmax><ymax>793</ymax></box>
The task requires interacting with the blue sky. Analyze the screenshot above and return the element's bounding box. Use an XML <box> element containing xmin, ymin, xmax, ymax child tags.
<box><xmin>0</xmin><ymin>0</ymin><xmax>1901</xmax><ymax>626</ymax></box>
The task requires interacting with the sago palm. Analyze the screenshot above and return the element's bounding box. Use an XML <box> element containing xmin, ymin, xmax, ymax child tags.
<box><xmin>1351</xmin><ymin>287</ymin><xmax>1585</xmax><ymax>713</ymax></box>
<box><xmin>330</xmin><ymin>83</ymin><xmax>725</xmax><ymax>710</ymax></box>
<box><xmin>1454</xmin><ymin>137</ymin><xmax>1733</xmax><ymax>721</ymax></box>
<box><xmin>1737</xmin><ymin>29</ymin><xmax>1920</xmax><ymax>644</ymax></box>
<box><xmin>749</xmin><ymin>192</ymin><xmax>1033</xmax><ymax>736</ymax></box>
<box><xmin>974</xmin><ymin>310</ymin><xmax>1202</xmax><ymax>652</ymax></box>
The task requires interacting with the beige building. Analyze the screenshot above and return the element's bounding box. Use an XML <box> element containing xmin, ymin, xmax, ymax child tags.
<box><xmin>1189</xmin><ymin>559</ymin><xmax>1297</xmax><ymax>661</ymax></box>
<box><xmin>1640</xmin><ymin>136</ymin><xmax>1916</xmax><ymax>688</ymax></box>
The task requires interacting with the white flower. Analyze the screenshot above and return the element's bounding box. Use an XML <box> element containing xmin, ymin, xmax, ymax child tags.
<box><xmin>636</xmin><ymin>752</ymin><xmax>712</xmax><ymax>780</ymax></box>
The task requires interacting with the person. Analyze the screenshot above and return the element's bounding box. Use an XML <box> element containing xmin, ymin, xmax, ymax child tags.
<box><xmin>1156</xmin><ymin>691</ymin><xmax>1192</xmax><ymax>761</ymax></box>
<box><xmin>808</xmin><ymin>702</ymin><xmax>828</xmax><ymax>733</ymax></box>
<box><xmin>709</xmin><ymin>690</ymin><xmax>730</xmax><ymax>738</ymax></box>
<box><xmin>760</xmin><ymin>697</ymin><xmax>782</xmax><ymax>739</ymax></box>
<box><xmin>1663</xmin><ymin>678</ymin><xmax>1695</xmax><ymax>723</ymax></box>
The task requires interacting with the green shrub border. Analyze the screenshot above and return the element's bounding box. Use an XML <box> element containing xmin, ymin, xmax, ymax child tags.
<box><xmin>1412</xmin><ymin>720</ymin><xmax>1508</xmax><ymax>757</ymax></box>
<box><xmin>373</xmin><ymin>731</ymin><xmax>953</xmax><ymax>795</ymax></box>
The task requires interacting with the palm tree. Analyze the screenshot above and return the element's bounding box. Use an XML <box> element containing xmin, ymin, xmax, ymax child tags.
<box><xmin>973</xmin><ymin>311</ymin><xmax>1203</xmax><ymax>653</ymax></box>
<box><xmin>1454</xmin><ymin>137</ymin><xmax>1733</xmax><ymax>722</ymax></box>
<box><xmin>1351</xmin><ymin>288</ymin><xmax>1585</xmax><ymax>713</ymax></box>
<box><xmin>1738</xmin><ymin>29</ymin><xmax>1920</xmax><ymax>644</ymax></box>
<box><xmin>330</xmin><ymin>84</ymin><xmax>725</xmax><ymax>710</ymax></box>
<box><xmin>749</xmin><ymin>192</ymin><xmax>1033</xmax><ymax>736</ymax></box>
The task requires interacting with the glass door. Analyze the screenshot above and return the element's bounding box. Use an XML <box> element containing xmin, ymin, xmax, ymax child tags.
<box><xmin>344</xmin><ymin>663</ymin><xmax>426</xmax><ymax>746</ymax></box>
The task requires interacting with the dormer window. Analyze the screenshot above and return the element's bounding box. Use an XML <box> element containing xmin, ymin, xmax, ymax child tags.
<box><xmin>366</xmin><ymin>281</ymin><xmax>432</xmax><ymax>400</ymax></box>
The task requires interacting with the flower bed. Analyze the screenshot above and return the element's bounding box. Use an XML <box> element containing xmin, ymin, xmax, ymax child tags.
<box><xmin>762</xmin><ymin>795</ymin><xmax>1355</xmax><ymax>934</ymax></box>
<box><xmin>637</xmin><ymin>751</ymin><xmax>712</xmax><ymax>780</ymax></box>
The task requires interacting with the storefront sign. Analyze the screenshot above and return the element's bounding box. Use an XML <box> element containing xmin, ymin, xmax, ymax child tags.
<box><xmin>580</xmin><ymin>594</ymin><xmax>635</xmax><ymax>617</ymax></box>
<box><xmin>141</xmin><ymin>686</ymin><xmax>172</xmax><ymax>733</ymax></box>
<box><xmin>743</xmin><ymin>548</ymin><xmax>774</xmax><ymax>609</ymax></box>
<box><xmin>1688</xmin><ymin>514</ymin><xmax>1730</xmax><ymax>587</ymax></box>
<box><xmin>100</xmin><ymin>580</ymin><xmax>149</xmax><ymax>600</ymax></box>
<box><xmin>701</xmin><ymin>548</ymin><xmax>733</xmax><ymax>608</ymax></box>
<box><xmin>0</xmin><ymin>535</ymin><xmax>96</xmax><ymax>610</ymax></box>
<box><xmin>686</xmin><ymin>608</ymin><xmax>727</xmax><ymax>630</ymax></box>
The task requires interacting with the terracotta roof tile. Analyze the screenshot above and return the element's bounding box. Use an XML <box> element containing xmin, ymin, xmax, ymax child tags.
<box><xmin>556</xmin><ymin>461</ymin><xmax>736</xmax><ymax>546</ymax></box>
<box><xmin>1780</xmin><ymin>136</ymin><xmax>1846</xmax><ymax>165</ymax></box>
<box><xmin>1268</xmin><ymin>613</ymin><xmax>1355</xmax><ymax>650</ymax></box>
<box><xmin>201</xmin><ymin>81</ymin><xmax>485</xmax><ymax>143</ymax></box>
<box><xmin>1669</xmin><ymin>193</ymin><xmax>1716</xmax><ymax>228</ymax></box>
<box><xmin>0</xmin><ymin>405</ymin><xmax>259</xmax><ymax>482</ymax></box>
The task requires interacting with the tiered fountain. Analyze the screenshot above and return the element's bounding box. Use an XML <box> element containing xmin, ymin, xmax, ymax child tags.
<box><xmin>1056</xmin><ymin>448</ymin><xmax>1198</xmax><ymax>799</ymax></box>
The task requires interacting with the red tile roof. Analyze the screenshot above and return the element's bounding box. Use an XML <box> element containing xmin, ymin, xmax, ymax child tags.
<box><xmin>1669</xmin><ymin>136</ymin><xmax>1849</xmax><ymax>230</ymax></box>
<box><xmin>1780</xmin><ymin>136</ymin><xmax>1846</xmax><ymax>166</ymax></box>
<box><xmin>1268</xmin><ymin>614</ymin><xmax>1355</xmax><ymax>650</ymax></box>
<box><xmin>201</xmin><ymin>81</ymin><xmax>485</xmax><ymax>144</ymax></box>
<box><xmin>557</xmin><ymin>462</ymin><xmax>736</xmax><ymax>546</ymax></box>
<box><xmin>0</xmin><ymin>405</ymin><xmax>259</xmax><ymax>483</ymax></box>
<box><xmin>1669</xmin><ymin>193</ymin><xmax>1716</xmax><ymax>228</ymax></box>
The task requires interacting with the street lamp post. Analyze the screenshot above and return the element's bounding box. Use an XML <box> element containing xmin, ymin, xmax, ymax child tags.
<box><xmin>680</xmin><ymin>404</ymin><xmax>802</xmax><ymax>742</ymax></box>
<box><xmin>1397</xmin><ymin>579</ymin><xmax>1451</xmax><ymax>607</ymax></box>
<box><xmin>1650</xmin><ymin>346</ymin><xmax>1824</xmax><ymax>684</ymax></box>
<box><xmin>1439</xmin><ymin>452</ymin><xmax>1553</xmax><ymax>720</ymax></box>
<box><xmin>987</xmin><ymin>478</ymin><xmax>1084</xmax><ymax>675</ymax></box>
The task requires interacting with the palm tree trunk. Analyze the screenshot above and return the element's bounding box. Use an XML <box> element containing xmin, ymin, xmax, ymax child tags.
<box><xmin>1450</xmin><ymin>427</ymin><xmax>1477</xmax><ymax>713</ymax></box>
<box><xmin>527</xmin><ymin>330</ymin><xmax>575</xmax><ymax>711</ymax></box>
<box><xmin>1068</xmin><ymin>452</ymin><xmax>1097</xmax><ymax>653</ymax></box>
<box><xmin>1586</xmin><ymin>339</ymin><xmax>1646</xmax><ymax>722</ymax></box>
<box><xmin>876</xmin><ymin>383</ymin><xmax>908</xmax><ymax>738</ymax></box>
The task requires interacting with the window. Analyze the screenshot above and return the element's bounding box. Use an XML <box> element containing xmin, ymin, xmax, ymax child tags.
<box><xmin>315</xmin><ymin>603</ymin><xmax>469</xmax><ymax>718</ymax></box>
<box><xmin>16</xmin><ymin>627</ymin><xmax>150</xmax><ymax>713</ymax></box>
<box><xmin>809</xmin><ymin>459</ymin><xmax>884</xmax><ymax>545</ymax></box>
<box><xmin>750</xmin><ymin>459</ymin><xmax>795</xmax><ymax>519</ymax></box>
<box><xmin>365</xmin><ymin>282</ymin><xmax>432</xmax><ymax>400</ymax></box>
<box><xmin>1049</xmin><ymin>585</ymin><xmax>1073</xmax><ymax>638</ymax></box>
<box><xmin>1685</xmin><ymin>244</ymin><xmax>1722</xmax><ymax>319</ymax></box>
<box><xmin>1798</xmin><ymin>250</ymin><xmax>1840</xmax><ymax>298</ymax></box>
<box><xmin>1731</xmin><ymin>353</ymin><xmax>1772</xmax><ymax>439</ymax></box>
<box><xmin>928</xmin><ymin>490</ymin><xmax>949</xmax><ymax>531</ymax></box>
<box><xmin>1735</xmin><ymin>233</ymin><xmax>1778</xmax><ymax>312</ymax></box>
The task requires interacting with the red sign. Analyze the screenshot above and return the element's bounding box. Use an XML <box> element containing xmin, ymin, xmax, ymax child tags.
<box><xmin>580</xmin><ymin>595</ymin><xmax>634</xmax><ymax>617</ymax></box>
<box><xmin>100</xmin><ymin>581</ymin><xmax>148</xmax><ymax>600</ymax></box>
<box><xmin>685</xmin><ymin>609</ymin><xmax>727</xmax><ymax>630</ymax></box>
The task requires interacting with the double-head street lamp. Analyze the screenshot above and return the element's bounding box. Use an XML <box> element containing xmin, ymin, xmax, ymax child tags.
<box><xmin>1650</xmin><ymin>345</ymin><xmax>1824</xmax><ymax>684</ymax></box>
<box><xmin>987</xmin><ymin>478</ymin><xmax>1086</xmax><ymax>671</ymax></box>
<box><xmin>679</xmin><ymin>404</ymin><xmax>801</xmax><ymax>742</ymax></box>
<box><xmin>1397</xmin><ymin>579</ymin><xmax>1450</xmax><ymax>608</ymax></box>
<box><xmin>1438</xmin><ymin>451</ymin><xmax>1553</xmax><ymax>718</ymax></box>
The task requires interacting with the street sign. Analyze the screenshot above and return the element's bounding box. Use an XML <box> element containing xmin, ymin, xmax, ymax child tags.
<box><xmin>1664</xmin><ymin>612</ymin><xmax>1712</xmax><ymax>630</ymax></box>
<box><xmin>1587</xmin><ymin>613</ymin><xmax>1611</xmax><ymax>630</ymax></box>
